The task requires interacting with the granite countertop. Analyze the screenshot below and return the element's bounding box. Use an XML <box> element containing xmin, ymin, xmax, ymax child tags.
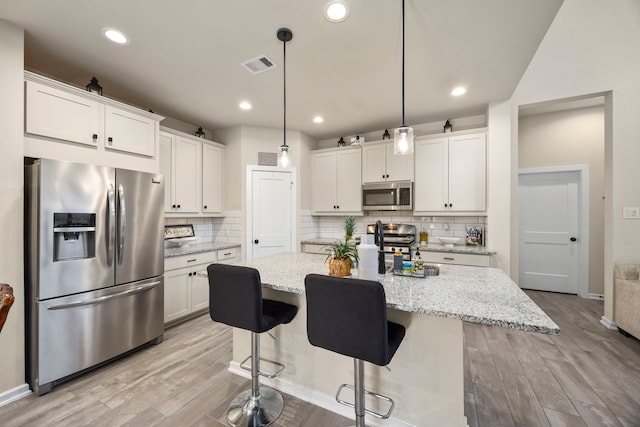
<box><xmin>164</xmin><ymin>242</ymin><xmax>241</xmax><ymax>258</ymax></box>
<box><xmin>237</xmin><ymin>252</ymin><xmax>559</xmax><ymax>335</ymax></box>
<box><xmin>301</xmin><ymin>239</ymin><xmax>495</xmax><ymax>255</ymax></box>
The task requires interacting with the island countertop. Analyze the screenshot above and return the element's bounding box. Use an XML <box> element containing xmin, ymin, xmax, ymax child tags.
<box><xmin>238</xmin><ymin>252</ymin><xmax>559</xmax><ymax>335</ymax></box>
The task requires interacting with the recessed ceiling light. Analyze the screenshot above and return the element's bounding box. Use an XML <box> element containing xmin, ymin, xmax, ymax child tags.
<box><xmin>324</xmin><ymin>1</ymin><xmax>350</xmax><ymax>23</ymax></box>
<box><xmin>239</xmin><ymin>101</ymin><xmax>252</xmax><ymax>110</ymax></box>
<box><xmin>451</xmin><ymin>86</ymin><xmax>467</xmax><ymax>96</ymax></box>
<box><xmin>101</xmin><ymin>28</ymin><xmax>129</xmax><ymax>45</ymax></box>
<box><xmin>313</xmin><ymin>116</ymin><xmax>324</xmax><ymax>123</ymax></box>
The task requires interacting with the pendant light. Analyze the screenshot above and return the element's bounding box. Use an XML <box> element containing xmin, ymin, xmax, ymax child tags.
<box><xmin>277</xmin><ymin>28</ymin><xmax>293</xmax><ymax>168</ymax></box>
<box><xmin>393</xmin><ymin>0</ymin><xmax>414</xmax><ymax>155</ymax></box>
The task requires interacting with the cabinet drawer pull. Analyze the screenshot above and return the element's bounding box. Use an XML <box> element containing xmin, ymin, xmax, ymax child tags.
<box><xmin>187</xmin><ymin>258</ymin><xmax>197</xmax><ymax>263</ymax></box>
<box><xmin>223</xmin><ymin>252</ymin><xmax>232</xmax><ymax>256</ymax></box>
<box><xmin>443</xmin><ymin>257</ymin><xmax>455</xmax><ymax>261</ymax></box>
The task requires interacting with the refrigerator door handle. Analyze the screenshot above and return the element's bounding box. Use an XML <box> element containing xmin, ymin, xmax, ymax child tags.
<box><xmin>107</xmin><ymin>184</ymin><xmax>115</xmax><ymax>266</ymax></box>
<box><xmin>46</xmin><ymin>281</ymin><xmax>162</xmax><ymax>310</ymax></box>
<box><xmin>117</xmin><ymin>184</ymin><xmax>126</xmax><ymax>265</ymax></box>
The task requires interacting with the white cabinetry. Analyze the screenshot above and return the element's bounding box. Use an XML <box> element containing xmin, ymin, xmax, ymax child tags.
<box><xmin>362</xmin><ymin>141</ymin><xmax>414</xmax><ymax>183</ymax></box>
<box><xmin>311</xmin><ymin>148</ymin><xmax>362</xmax><ymax>215</ymax></box>
<box><xmin>421</xmin><ymin>251</ymin><xmax>492</xmax><ymax>267</ymax></box>
<box><xmin>202</xmin><ymin>143</ymin><xmax>224</xmax><ymax>214</ymax></box>
<box><xmin>104</xmin><ymin>106</ymin><xmax>156</xmax><ymax>156</ymax></box>
<box><xmin>164</xmin><ymin>247</ymin><xmax>240</xmax><ymax>325</ymax></box>
<box><xmin>164</xmin><ymin>251</ymin><xmax>217</xmax><ymax>324</ymax></box>
<box><xmin>414</xmin><ymin>131</ymin><xmax>486</xmax><ymax>214</ymax></box>
<box><xmin>159</xmin><ymin>127</ymin><xmax>225</xmax><ymax>216</ymax></box>
<box><xmin>24</xmin><ymin>72</ymin><xmax>162</xmax><ymax>173</ymax></box>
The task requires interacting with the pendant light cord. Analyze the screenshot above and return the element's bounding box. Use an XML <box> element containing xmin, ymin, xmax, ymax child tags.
<box><xmin>401</xmin><ymin>0</ymin><xmax>406</xmax><ymax>128</ymax></box>
<box><xmin>283</xmin><ymin>36</ymin><xmax>287</xmax><ymax>148</ymax></box>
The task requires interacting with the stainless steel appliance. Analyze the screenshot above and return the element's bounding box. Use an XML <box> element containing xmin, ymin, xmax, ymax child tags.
<box><xmin>362</xmin><ymin>181</ymin><xmax>413</xmax><ymax>211</ymax></box>
<box><xmin>366</xmin><ymin>223</ymin><xmax>416</xmax><ymax>261</ymax></box>
<box><xmin>25</xmin><ymin>158</ymin><xmax>165</xmax><ymax>395</ymax></box>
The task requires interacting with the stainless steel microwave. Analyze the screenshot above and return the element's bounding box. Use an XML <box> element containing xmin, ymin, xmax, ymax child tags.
<box><xmin>362</xmin><ymin>181</ymin><xmax>413</xmax><ymax>211</ymax></box>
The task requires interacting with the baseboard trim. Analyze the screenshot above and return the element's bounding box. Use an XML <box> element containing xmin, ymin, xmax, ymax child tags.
<box><xmin>229</xmin><ymin>362</ymin><xmax>439</xmax><ymax>427</ymax></box>
<box><xmin>600</xmin><ymin>316</ymin><xmax>618</xmax><ymax>330</ymax></box>
<box><xmin>588</xmin><ymin>293</ymin><xmax>605</xmax><ymax>300</ymax></box>
<box><xmin>0</xmin><ymin>384</ymin><xmax>31</xmax><ymax>407</ymax></box>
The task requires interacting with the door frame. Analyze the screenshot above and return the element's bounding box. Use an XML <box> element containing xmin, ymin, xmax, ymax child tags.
<box><xmin>245</xmin><ymin>165</ymin><xmax>297</xmax><ymax>261</ymax></box>
<box><xmin>518</xmin><ymin>164</ymin><xmax>590</xmax><ymax>297</ymax></box>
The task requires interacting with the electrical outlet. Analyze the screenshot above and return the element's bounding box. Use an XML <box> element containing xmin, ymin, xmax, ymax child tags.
<box><xmin>622</xmin><ymin>207</ymin><xmax>640</xmax><ymax>219</ymax></box>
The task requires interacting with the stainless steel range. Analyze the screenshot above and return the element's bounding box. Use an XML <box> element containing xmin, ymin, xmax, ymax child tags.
<box><xmin>366</xmin><ymin>223</ymin><xmax>416</xmax><ymax>261</ymax></box>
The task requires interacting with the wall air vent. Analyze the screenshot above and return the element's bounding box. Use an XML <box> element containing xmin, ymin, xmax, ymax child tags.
<box><xmin>241</xmin><ymin>55</ymin><xmax>277</xmax><ymax>75</ymax></box>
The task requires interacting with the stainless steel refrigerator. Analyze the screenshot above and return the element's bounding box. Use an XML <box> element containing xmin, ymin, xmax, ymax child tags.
<box><xmin>25</xmin><ymin>158</ymin><xmax>165</xmax><ymax>395</ymax></box>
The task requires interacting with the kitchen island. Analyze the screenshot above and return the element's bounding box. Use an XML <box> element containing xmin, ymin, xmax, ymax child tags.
<box><xmin>231</xmin><ymin>253</ymin><xmax>558</xmax><ymax>427</ymax></box>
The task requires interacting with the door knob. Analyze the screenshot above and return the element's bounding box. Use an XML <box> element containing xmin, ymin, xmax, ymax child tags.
<box><xmin>254</xmin><ymin>239</ymin><xmax>259</xmax><ymax>244</ymax></box>
<box><xmin>570</xmin><ymin>237</ymin><xmax>577</xmax><ymax>242</ymax></box>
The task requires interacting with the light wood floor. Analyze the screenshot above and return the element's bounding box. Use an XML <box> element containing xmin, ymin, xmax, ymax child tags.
<box><xmin>1</xmin><ymin>290</ymin><xmax>639</xmax><ymax>426</ymax></box>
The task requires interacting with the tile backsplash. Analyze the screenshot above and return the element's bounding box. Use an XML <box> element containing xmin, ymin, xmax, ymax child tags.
<box><xmin>300</xmin><ymin>211</ymin><xmax>488</xmax><ymax>246</ymax></box>
<box><xmin>164</xmin><ymin>210</ymin><xmax>242</xmax><ymax>244</ymax></box>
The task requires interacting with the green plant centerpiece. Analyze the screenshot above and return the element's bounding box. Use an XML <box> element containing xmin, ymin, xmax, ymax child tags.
<box><xmin>326</xmin><ymin>216</ymin><xmax>359</xmax><ymax>277</ymax></box>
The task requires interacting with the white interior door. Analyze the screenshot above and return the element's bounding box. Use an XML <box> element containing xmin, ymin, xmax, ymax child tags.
<box><xmin>519</xmin><ymin>171</ymin><xmax>580</xmax><ymax>294</ymax></box>
<box><xmin>250</xmin><ymin>169</ymin><xmax>294</xmax><ymax>260</ymax></box>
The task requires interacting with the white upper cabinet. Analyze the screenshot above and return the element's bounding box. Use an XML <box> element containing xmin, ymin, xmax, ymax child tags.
<box><xmin>25</xmin><ymin>80</ymin><xmax>102</xmax><ymax>147</ymax></box>
<box><xmin>414</xmin><ymin>131</ymin><xmax>486</xmax><ymax>214</ymax></box>
<box><xmin>202</xmin><ymin>143</ymin><xmax>224</xmax><ymax>214</ymax></box>
<box><xmin>159</xmin><ymin>127</ymin><xmax>225</xmax><ymax>216</ymax></box>
<box><xmin>24</xmin><ymin>72</ymin><xmax>163</xmax><ymax>173</ymax></box>
<box><xmin>311</xmin><ymin>147</ymin><xmax>362</xmax><ymax>215</ymax></box>
<box><xmin>104</xmin><ymin>106</ymin><xmax>156</xmax><ymax>157</ymax></box>
<box><xmin>362</xmin><ymin>140</ymin><xmax>414</xmax><ymax>183</ymax></box>
<box><xmin>160</xmin><ymin>131</ymin><xmax>201</xmax><ymax>214</ymax></box>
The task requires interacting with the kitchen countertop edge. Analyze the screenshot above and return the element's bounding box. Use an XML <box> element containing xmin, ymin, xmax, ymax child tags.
<box><xmin>301</xmin><ymin>239</ymin><xmax>495</xmax><ymax>255</ymax></box>
<box><xmin>164</xmin><ymin>242</ymin><xmax>241</xmax><ymax>258</ymax></box>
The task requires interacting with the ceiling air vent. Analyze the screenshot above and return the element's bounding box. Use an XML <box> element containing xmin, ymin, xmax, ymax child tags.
<box><xmin>241</xmin><ymin>55</ymin><xmax>277</xmax><ymax>75</ymax></box>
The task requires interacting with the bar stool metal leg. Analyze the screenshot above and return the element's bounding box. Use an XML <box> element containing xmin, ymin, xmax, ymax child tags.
<box><xmin>226</xmin><ymin>332</ymin><xmax>284</xmax><ymax>427</ymax></box>
<box><xmin>354</xmin><ymin>359</ymin><xmax>365</xmax><ymax>427</ymax></box>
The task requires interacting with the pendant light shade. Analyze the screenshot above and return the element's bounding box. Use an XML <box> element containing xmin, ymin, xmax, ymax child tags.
<box><xmin>393</xmin><ymin>0</ymin><xmax>414</xmax><ymax>155</ymax></box>
<box><xmin>394</xmin><ymin>126</ymin><xmax>414</xmax><ymax>155</ymax></box>
<box><xmin>278</xmin><ymin>28</ymin><xmax>293</xmax><ymax>168</ymax></box>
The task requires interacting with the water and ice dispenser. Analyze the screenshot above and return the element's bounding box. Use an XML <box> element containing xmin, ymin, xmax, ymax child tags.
<box><xmin>53</xmin><ymin>213</ymin><xmax>96</xmax><ymax>261</ymax></box>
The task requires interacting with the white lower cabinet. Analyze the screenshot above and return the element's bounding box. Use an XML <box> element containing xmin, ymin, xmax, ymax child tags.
<box><xmin>164</xmin><ymin>251</ymin><xmax>217</xmax><ymax>324</ymax></box>
<box><xmin>422</xmin><ymin>251</ymin><xmax>492</xmax><ymax>267</ymax></box>
<box><xmin>164</xmin><ymin>247</ymin><xmax>240</xmax><ymax>324</ymax></box>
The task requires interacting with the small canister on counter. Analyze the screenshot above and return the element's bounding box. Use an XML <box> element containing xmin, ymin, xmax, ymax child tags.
<box><xmin>393</xmin><ymin>250</ymin><xmax>403</xmax><ymax>272</ymax></box>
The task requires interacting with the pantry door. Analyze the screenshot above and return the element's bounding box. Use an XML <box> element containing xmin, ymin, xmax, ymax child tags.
<box><xmin>518</xmin><ymin>168</ymin><xmax>587</xmax><ymax>295</ymax></box>
<box><xmin>247</xmin><ymin>166</ymin><xmax>296</xmax><ymax>260</ymax></box>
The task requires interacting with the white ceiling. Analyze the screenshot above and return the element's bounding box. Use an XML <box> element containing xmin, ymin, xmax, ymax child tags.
<box><xmin>1</xmin><ymin>0</ymin><xmax>563</xmax><ymax>140</ymax></box>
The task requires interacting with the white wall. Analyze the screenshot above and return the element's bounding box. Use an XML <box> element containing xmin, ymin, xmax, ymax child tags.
<box><xmin>0</xmin><ymin>20</ymin><xmax>26</xmax><ymax>400</ymax></box>
<box><xmin>216</xmin><ymin>125</ymin><xmax>317</xmax><ymax>258</ymax></box>
<box><xmin>519</xmin><ymin>106</ymin><xmax>605</xmax><ymax>295</ymax></box>
<box><xmin>511</xmin><ymin>0</ymin><xmax>640</xmax><ymax>319</ymax></box>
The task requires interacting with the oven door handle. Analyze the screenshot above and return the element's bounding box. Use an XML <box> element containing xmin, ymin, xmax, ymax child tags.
<box><xmin>46</xmin><ymin>281</ymin><xmax>161</xmax><ymax>310</ymax></box>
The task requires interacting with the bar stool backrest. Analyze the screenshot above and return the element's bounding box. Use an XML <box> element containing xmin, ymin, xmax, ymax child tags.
<box><xmin>207</xmin><ymin>264</ymin><xmax>264</xmax><ymax>332</ymax></box>
<box><xmin>304</xmin><ymin>274</ymin><xmax>391</xmax><ymax>366</ymax></box>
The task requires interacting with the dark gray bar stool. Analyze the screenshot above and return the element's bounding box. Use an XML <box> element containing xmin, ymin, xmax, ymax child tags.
<box><xmin>208</xmin><ymin>264</ymin><xmax>298</xmax><ymax>427</ymax></box>
<box><xmin>304</xmin><ymin>274</ymin><xmax>406</xmax><ymax>427</ymax></box>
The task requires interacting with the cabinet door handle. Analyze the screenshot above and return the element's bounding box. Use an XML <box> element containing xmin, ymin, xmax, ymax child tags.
<box><xmin>254</xmin><ymin>239</ymin><xmax>259</xmax><ymax>244</ymax></box>
<box><xmin>203</xmin><ymin>205</ymin><xmax>208</xmax><ymax>209</ymax></box>
<box><xmin>177</xmin><ymin>204</ymin><xmax>181</xmax><ymax>208</ymax></box>
<box><xmin>92</xmin><ymin>133</ymin><xmax>98</xmax><ymax>140</ymax></box>
<box><xmin>172</xmin><ymin>204</ymin><xmax>176</xmax><ymax>208</ymax></box>
<box><xmin>107</xmin><ymin>137</ymin><xmax>113</xmax><ymax>144</ymax></box>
